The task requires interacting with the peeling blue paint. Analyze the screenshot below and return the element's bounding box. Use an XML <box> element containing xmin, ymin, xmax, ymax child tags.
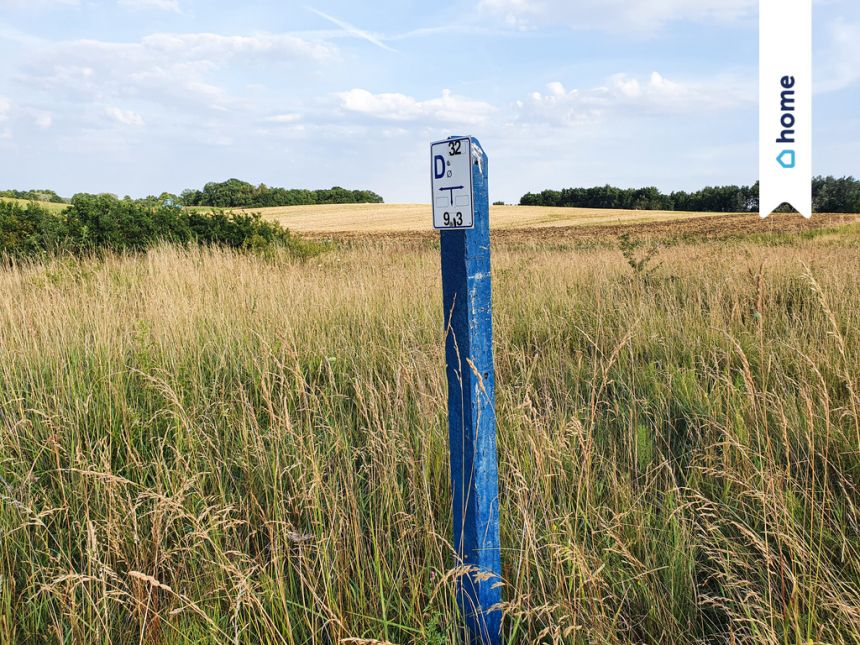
<box><xmin>440</xmin><ymin>136</ymin><xmax>502</xmax><ymax>645</ymax></box>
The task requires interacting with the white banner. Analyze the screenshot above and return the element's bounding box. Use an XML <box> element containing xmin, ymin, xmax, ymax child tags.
<box><xmin>759</xmin><ymin>0</ymin><xmax>812</xmax><ymax>218</ymax></box>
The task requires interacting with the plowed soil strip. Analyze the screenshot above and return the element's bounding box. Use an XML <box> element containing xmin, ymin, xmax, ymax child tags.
<box><xmin>299</xmin><ymin>213</ymin><xmax>859</xmax><ymax>244</ymax></box>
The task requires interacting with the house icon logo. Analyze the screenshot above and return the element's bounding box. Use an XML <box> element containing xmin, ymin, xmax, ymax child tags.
<box><xmin>777</xmin><ymin>150</ymin><xmax>796</xmax><ymax>169</ymax></box>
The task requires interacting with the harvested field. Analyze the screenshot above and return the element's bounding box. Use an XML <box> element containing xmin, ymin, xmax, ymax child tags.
<box><xmin>251</xmin><ymin>203</ymin><xmax>733</xmax><ymax>233</ymax></box>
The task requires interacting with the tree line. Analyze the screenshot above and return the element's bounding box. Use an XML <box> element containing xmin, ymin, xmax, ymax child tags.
<box><xmin>520</xmin><ymin>176</ymin><xmax>860</xmax><ymax>213</ymax></box>
<box><xmin>2</xmin><ymin>179</ymin><xmax>385</xmax><ymax>210</ymax></box>
<box><xmin>179</xmin><ymin>179</ymin><xmax>384</xmax><ymax>208</ymax></box>
<box><xmin>0</xmin><ymin>188</ymin><xmax>67</xmax><ymax>204</ymax></box>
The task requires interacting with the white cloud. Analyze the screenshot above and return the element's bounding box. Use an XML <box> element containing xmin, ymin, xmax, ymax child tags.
<box><xmin>546</xmin><ymin>81</ymin><xmax>566</xmax><ymax>97</ymax></box>
<box><xmin>265</xmin><ymin>113</ymin><xmax>302</xmax><ymax>123</ymax></box>
<box><xmin>138</xmin><ymin>32</ymin><xmax>335</xmax><ymax>62</ymax></box>
<box><xmin>35</xmin><ymin>112</ymin><xmax>53</xmax><ymax>129</ymax></box>
<box><xmin>20</xmin><ymin>32</ymin><xmax>338</xmax><ymax>115</ymax></box>
<box><xmin>478</xmin><ymin>0</ymin><xmax>540</xmax><ymax>28</ymax></box>
<box><xmin>0</xmin><ymin>98</ymin><xmax>55</xmax><ymax>135</ymax></box>
<box><xmin>118</xmin><ymin>0</ymin><xmax>180</xmax><ymax>12</ymax></box>
<box><xmin>336</xmin><ymin>88</ymin><xmax>496</xmax><ymax>125</ymax></box>
<box><xmin>479</xmin><ymin>0</ymin><xmax>756</xmax><ymax>32</ymax></box>
<box><xmin>817</xmin><ymin>20</ymin><xmax>860</xmax><ymax>93</ymax></box>
<box><xmin>517</xmin><ymin>72</ymin><xmax>753</xmax><ymax>127</ymax></box>
<box><xmin>0</xmin><ymin>0</ymin><xmax>78</xmax><ymax>7</ymax></box>
<box><xmin>105</xmin><ymin>105</ymin><xmax>145</xmax><ymax>126</ymax></box>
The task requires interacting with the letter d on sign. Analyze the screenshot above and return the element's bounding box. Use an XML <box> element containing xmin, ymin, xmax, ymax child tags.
<box><xmin>434</xmin><ymin>155</ymin><xmax>446</xmax><ymax>180</ymax></box>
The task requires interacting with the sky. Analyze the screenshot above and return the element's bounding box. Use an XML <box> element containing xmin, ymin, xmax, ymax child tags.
<box><xmin>0</xmin><ymin>0</ymin><xmax>858</xmax><ymax>203</ymax></box>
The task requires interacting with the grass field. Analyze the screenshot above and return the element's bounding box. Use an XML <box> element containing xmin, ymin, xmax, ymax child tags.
<box><xmin>1</xmin><ymin>214</ymin><xmax>860</xmax><ymax>643</ymax></box>
<box><xmin>0</xmin><ymin>197</ymin><xmax>69</xmax><ymax>214</ymax></box>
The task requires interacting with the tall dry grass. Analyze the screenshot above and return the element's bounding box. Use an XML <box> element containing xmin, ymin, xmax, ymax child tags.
<box><xmin>1</xmin><ymin>226</ymin><xmax>859</xmax><ymax>643</ymax></box>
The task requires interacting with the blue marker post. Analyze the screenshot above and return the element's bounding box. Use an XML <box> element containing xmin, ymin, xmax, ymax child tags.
<box><xmin>432</xmin><ymin>136</ymin><xmax>502</xmax><ymax>644</ymax></box>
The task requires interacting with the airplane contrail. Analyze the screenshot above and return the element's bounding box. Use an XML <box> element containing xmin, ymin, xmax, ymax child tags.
<box><xmin>306</xmin><ymin>7</ymin><xmax>397</xmax><ymax>52</ymax></box>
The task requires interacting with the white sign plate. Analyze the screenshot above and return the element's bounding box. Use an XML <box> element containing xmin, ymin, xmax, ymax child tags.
<box><xmin>431</xmin><ymin>137</ymin><xmax>474</xmax><ymax>230</ymax></box>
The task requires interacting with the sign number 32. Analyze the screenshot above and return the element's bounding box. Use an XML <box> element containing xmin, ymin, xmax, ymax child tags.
<box><xmin>431</xmin><ymin>136</ymin><xmax>475</xmax><ymax>230</ymax></box>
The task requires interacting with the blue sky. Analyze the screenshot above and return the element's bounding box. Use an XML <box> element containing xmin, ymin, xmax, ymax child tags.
<box><xmin>0</xmin><ymin>0</ymin><xmax>857</xmax><ymax>203</ymax></box>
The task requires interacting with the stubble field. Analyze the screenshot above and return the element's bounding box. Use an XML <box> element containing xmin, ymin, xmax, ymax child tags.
<box><xmin>250</xmin><ymin>203</ymin><xmax>732</xmax><ymax>234</ymax></box>
<box><xmin>1</xmin><ymin>209</ymin><xmax>859</xmax><ymax>643</ymax></box>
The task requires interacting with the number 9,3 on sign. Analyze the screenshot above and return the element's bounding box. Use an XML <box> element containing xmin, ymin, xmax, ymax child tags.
<box><xmin>431</xmin><ymin>136</ymin><xmax>475</xmax><ymax>230</ymax></box>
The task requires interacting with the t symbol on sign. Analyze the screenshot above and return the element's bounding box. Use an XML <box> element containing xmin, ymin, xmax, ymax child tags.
<box><xmin>439</xmin><ymin>186</ymin><xmax>464</xmax><ymax>206</ymax></box>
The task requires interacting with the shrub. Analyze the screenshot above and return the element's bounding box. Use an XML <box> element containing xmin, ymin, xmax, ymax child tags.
<box><xmin>1</xmin><ymin>194</ymin><xmax>324</xmax><ymax>260</ymax></box>
<box><xmin>65</xmin><ymin>193</ymin><xmax>191</xmax><ymax>252</ymax></box>
<box><xmin>618</xmin><ymin>233</ymin><xmax>662</xmax><ymax>277</ymax></box>
<box><xmin>0</xmin><ymin>200</ymin><xmax>70</xmax><ymax>258</ymax></box>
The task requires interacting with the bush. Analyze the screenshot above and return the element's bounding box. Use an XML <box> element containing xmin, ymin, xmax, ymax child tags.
<box><xmin>1</xmin><ymin>194</ymin><xmax>323</xmax><ymax>260</ymax></box>
<box><xmin>64</xmin><ymin>194</ymin><xmax>191</xmax><ymax>252</ymax></box>
<box><xmin>0</xmin><ymin>200</ymin><xmax>70</xmax><ymax>258</ymax></box>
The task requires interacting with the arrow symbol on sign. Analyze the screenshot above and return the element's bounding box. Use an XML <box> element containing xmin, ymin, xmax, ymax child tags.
<box><xmin>439</xmin><ymin>186</ymin><xmax>464</xmax><ymax>206</ymax></box>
